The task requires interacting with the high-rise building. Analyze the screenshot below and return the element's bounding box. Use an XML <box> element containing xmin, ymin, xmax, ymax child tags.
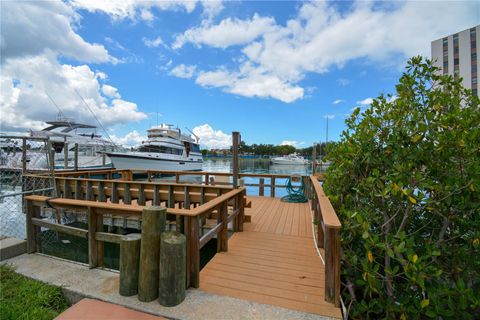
<box><xmin>431</xmin><ymin>25</ymin><xmax>479</xmax><ymax>97</ymax></box>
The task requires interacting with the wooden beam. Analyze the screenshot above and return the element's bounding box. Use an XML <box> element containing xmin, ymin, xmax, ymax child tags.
<box><xmin>95</xmin><ymin>232</ymin><xmax>123</xmax><ymax>244</ymax></box>
<box><xmin>31</xmin><ymin>218</ymin><xmax>88</xmax><ymax>238</ymax></box>
<box><xmin>199</xmin><ymin>222</ymin><xmax>223</xmax><ymax>248</ymax></box>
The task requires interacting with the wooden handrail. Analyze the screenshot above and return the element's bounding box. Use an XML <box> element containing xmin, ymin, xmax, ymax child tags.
<box><xmin>309</xmin><ymin>175</ymin><xmax>341</xmax><ymax>307</ymax></box>
<box><xmin>310</xmin><ymin>176</ymin><xmax>341</xmax><ymax>229</ymax></box>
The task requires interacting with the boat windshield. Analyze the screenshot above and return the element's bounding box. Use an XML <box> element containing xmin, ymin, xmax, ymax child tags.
<box><xmin>138</xmin><ymin>145</ymin><xmax>183</xmax><ymax>155</ymax></box>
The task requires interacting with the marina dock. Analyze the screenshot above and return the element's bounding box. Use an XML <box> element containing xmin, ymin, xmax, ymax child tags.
<box><xmin>5</xmin><ymin>168</ymin><xmax>342</xmax><ymax>319</ymax></box>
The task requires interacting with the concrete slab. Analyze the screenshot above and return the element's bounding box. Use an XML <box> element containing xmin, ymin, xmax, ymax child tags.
<box><xmin>55</xmin><ymin>298</ymin><xmax>165</xmax><ymax>320</ymax></box>
<box><xmin>0</xmin><ymin>237</ymin><xmax>26</xmax><ymax>261</ymax></box>
<box><xmin>2</xmin><ymin>254</ymin><xmax>335</xmax><ymax>320</ymax></box>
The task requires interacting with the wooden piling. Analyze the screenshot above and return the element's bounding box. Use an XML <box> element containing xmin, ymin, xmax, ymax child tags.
<box><xmin>232</xmin><ymin>132</ymin><xmax>240</xmax><ymax>188</ymax></box>
<box><xmin>158</xmin><ymin>231</ymin><xmax>186</xmax><ymax>307</ymax></box>
<box><xmin>138</xmin><ymin>206</ymin><xmax>166</xmax><ymax>302</ymax></box>
<box><xmin>119</xmin><ymin>233</ymin><xmax>142</xmax><ymax>296</ymax></box>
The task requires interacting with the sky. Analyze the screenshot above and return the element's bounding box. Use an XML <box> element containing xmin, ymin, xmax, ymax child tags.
<box><xmin>1</xmin><ymin>1</ymin><xmax>479</xmax><ymax>149</ymax></box>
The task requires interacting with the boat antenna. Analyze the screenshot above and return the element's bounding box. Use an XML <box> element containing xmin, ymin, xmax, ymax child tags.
<box><xmin>45</xmin><ymin>92</ymin><xmax>75</xmax><ymax>132</ymax></box>
<box><xmin>73</xmin><ymin>89</ymin><xmax>116</xmax><ymax>145</ymax></box>
<box><xmin>185</xmin><ymin>127</ymin><xmax>199</xmax><ymax>143</ymax></box>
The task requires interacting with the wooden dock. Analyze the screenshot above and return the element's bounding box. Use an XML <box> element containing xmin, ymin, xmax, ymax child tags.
<box><xmin>200</xmin><ymin>197</ymin><xmax>342</xmax><ymax>319</ymax></box>
<box><xmin>24</xmin><ymin>169</ymin><xmax>342</xmax><ymax>318</ymax></box>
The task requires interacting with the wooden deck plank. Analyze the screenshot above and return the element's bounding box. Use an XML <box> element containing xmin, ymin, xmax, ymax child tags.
<box><xmin>199</xmin><ymin>197</ymin><xmax>341</xmax><ymax>319</ymax></box>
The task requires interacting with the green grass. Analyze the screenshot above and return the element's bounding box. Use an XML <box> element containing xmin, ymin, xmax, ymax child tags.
<box><xmin>0</xmin><ymin>264</ymin><xmax>69</xmax><ymax>320</ymax></box>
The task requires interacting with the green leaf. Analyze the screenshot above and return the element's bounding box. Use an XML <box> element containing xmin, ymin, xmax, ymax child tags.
<box><xmin>421</xmin><ymin>299</ymin><xmax>429</xmax><ymax>308</ymax></box>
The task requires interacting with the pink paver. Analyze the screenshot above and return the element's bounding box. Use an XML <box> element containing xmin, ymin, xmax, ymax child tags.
<box><xmin>55</xmin><ymin>298</ymin><xmax>166</xmax><ymax>320</ymax></box>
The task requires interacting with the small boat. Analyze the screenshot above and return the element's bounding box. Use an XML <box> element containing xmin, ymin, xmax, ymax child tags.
<box><xmin>106</xmin><ymin>124</ymin><xmax>203</xmax><ymax>171</ymax></box>
<box><xmin>270</xmin><ymin>153</ymin><xmax>309</xmax><ymax>165</ymax></box>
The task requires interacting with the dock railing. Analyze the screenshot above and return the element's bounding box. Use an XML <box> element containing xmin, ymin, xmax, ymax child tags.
<box><xmin>52</xmin><ymin>168</ymin><xmax>312</xmax><ymax>198</ymax></box>
<box><xmin>308</xmin><ymin>175</ymin><xmax>342</xmax><ymax>307</ymax></box>
<box><xmin>24</xmin><ymin>185</ymin><xmax>246</xmax><ymax>289</ymax></box>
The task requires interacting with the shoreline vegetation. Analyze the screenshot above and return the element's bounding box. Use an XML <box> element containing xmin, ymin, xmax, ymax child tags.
<box><xmin>0</xmin><ymin>264</ymin><xmax>69</xmax><ymax>319</ymax></box>
<box><xmin>201</xmin><ymin>142</ymin><xmax>335</xmax><ymax>158</ymax></box>
<box><xmin>324</xmin><ymin>57</ymin><xmax>479</xmax><ymax>318</ymax></box>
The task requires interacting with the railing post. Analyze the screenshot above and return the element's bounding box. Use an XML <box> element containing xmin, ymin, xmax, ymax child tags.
<box><xmin>96</xmin><ymin>212</ymin><xmax>104</xmax><ymax>267</ymax></box>
<box><xmin>64</xmin><ymin>142</ymin><xmax>69</xmax><ymax>169</ymax></box>
<box><xmin>74</xmin><ymin>180</ymin><xmax>82</xmax><ymax>199</ymax></box>
<box><xmin>175</xmin><ymin>173</ymin><xmax>180</xmax><ymax>184</ymax></box>
<box><xmin>186</xmin><ymin>216</ymin><xmax>200</xmax><ymax>288</ymax></box>
<box><xmin>153</xmin><ymin>185</ymin><xmax>160</xmax><ymax>206</ymax></box>
<box><xmin>74</xmin><ymin>143</ymin><xmax>78</xmax><ymax>171</ymax></box>
<box><xmin>22</xmin><ymin>138</ymin><xmax>27</xmax><ymax>173</ymax></box>
<box><xmin>317</xmin><ymin>202</ymin><xmax>324</xmax><ymax>248</ymax></box>
<box><xmin>124</xmin><ymin>183</ymin><xmax>131</xmax><ymax>204</ymax></box>
<box><xmin>217</xmin><ymin>202</ymin><xmax>228</xmax><ymax>252</ymax></box>
<box><xmin>111</xmin><ymin>182</ymin><xmax>118</xmax><ymax>203</ymax></box>
<box><xmin>205</xmin><ymin>173</ymin><xmax>209</xmax><ymax>185</ymax></box>
<box><xmin>325</xmin><ymin>227</ymin><xmax>341</xmax><ymax>307</ymax></box>
<box><xmin>86</xmin><ymin>180</ymin><xmax>93</xmax><ymax>201</ymax></box>
<box><xmin>88</xmin><ymin>207</ymin><xmax>98</xmax><ymax>268</ymax></box>
<box><xmin>98</xmin><ymin>181</ymin><xmax>106</xmax><ymax>202</ymax></box>
<box><xmin>259</xmin><ymin>178</ymin><xmax>265</xmax><ymax>196</ymax></box>
<box><xmin>26</xmin><ymin>200</ymin><xmax>41</xmax><ymax>253</ymax></box>
<box><xmin>238</xmin><ymin>191</ymin><xmax>245</xmax><ymax>232</ymax></box>
<box><xmin>270</xmin><ymin>176</ymin><xmax>276</xmax><ymax>198</ymax></box>
<box><xmin>138</xmin><ymin>184</ymin><xmax>146</xmax><ymax>205</ymax></box>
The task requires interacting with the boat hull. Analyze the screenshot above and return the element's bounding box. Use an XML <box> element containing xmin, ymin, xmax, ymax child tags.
<box><xmin>271</xmin><ymin>159</ymin><xmax>308</xmax><ymax>165</ymax></box>
<box><xmin>107</xmin><ymin>153</ymin><xmax>203</xmax><ymax>171</ymax></box>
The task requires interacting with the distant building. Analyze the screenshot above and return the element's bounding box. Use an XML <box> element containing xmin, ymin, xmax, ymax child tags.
<box><xmin>431</xmin><ymin>25</ymin><xmax>479</xmax><ymax>96</ymax></box>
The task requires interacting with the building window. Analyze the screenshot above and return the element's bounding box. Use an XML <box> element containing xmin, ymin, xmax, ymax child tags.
<box><xmin>442</xmin><ymin>37</ymin><xmax>449</xmax><ymax>74</ymax></box>
<box><xmin>453</xmin><ymin>34</ymin><xmax>459</xmax><ymax>78</ymax></box>
<box><xmin>471</xmin><ymin>27</ymin><xmax>477</xmax><ymax>91</ymax></box>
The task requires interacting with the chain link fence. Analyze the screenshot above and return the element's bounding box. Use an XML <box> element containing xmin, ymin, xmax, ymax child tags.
<box><xmin>0</xmin><ymin>136</ymin><xmax>54</xmax><ymax>239</ymax></box>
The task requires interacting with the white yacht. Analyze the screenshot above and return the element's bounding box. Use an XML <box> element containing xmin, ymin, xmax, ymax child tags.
<box><xmin>270</xmin><ymin>153</ymin><xmax>309</xmax><ymax>165</ymax></box>
<box><xmin>29</xmin><ymin>117</ymin><xmax>118</xmax><ymax>170</ymax></box>
<box><xmin>106</xmin><ymin>124</ymin><xmax>203</xmax><ymax>171</ymax></box>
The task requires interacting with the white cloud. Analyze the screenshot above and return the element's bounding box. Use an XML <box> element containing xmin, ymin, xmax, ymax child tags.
<box><xmin>357</xmin><ymin>97</ymin><xmax>374</xmax><ymax>106</ymax></box>
<box><xmin>280</xmin><ymin>140</ymin><xmax>304</xmax><ymax>148</ymax></box>
<box><xmin>110</xmin><ymin>130</ymin><xmax>146</xmax><ymax>147</ymax></box>
<box><xmin>70</xmin><ymin>1</ymin><xmax>221</xmax><ymax>21</ymax></box>
<box><xmin>170</xmin><ymin>64</ymin><xmax>197</xmax><ymax>79</ymax></box>
<box><xmin>140</xmin><ymin>8</ymin><xmax>154</xmax><ymax>21</ymax></box>
<box><xmin>195</xmin><ymin>63</ymin><xmax>304</xmax><ymax>103</ymax></box>
<box><xmin>0</xmin><ymin>54</ymin><xmax>146</xmax><ymax>132</ymax></box>
<box><xmin>172</xmin><ymin>1</ymin><xmax>478</xmax><ymax>103</ymax></box>
<box><xmin>102</xmin><ymin>84</ymin><xmax>121</xmax><ymax>99</ymax></box>
<box><xmin>192</xmin><ymin>124</ymin><xmax>230</xmax><ymax>149</ymax></box>
<box><xmin>143</xmin><ymin>37</ymin><xmax>164</xmax><ymax>48</ymax></box>
<box><xmin>173</xmin><ymin>14</ymin><xmax>277</xmax><ymax>49</ymax></box>
<box><xmin>333</xmin><ymin>99</ymin><xmax>344</xmax><ymax>105</ymax></box>
<box><xmin>1</xmin><ymin>1</ymin><xmax>112</xmax><ymax>63</ymax></box>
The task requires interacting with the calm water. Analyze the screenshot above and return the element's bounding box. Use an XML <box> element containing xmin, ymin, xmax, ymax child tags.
<box><xmin>202</xmin><ymin>158</ymin><xmax>314</xmax><ymax>175</ymax></box>
<box><xmin>170</xmin><ymin>158</ymin><xmax>325</xmax><ymax>197</ymax></box>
